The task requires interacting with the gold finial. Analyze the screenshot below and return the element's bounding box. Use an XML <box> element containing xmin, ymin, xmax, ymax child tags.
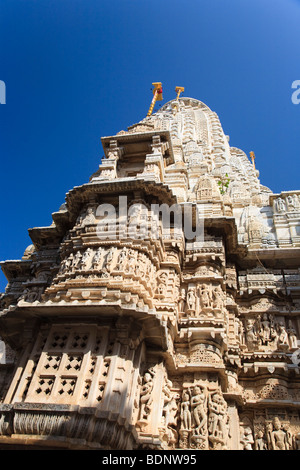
<box><xmin>175</xmin><ymin>86</ymin><xmax>184</xmax><ymax>100</ymax></box>
<box><xmin>250</xmin><ymin>151</ymin><xmax>256</xmax><ymax>169</ymax></box>
<box><xmin>147</xmin><ymin>82</ymin><xmax>163</xmax><ymax>116</ymax></box>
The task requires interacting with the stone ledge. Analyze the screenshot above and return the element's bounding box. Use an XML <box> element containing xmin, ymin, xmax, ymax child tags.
<box><xmin>0</xmin><ymin>403</ymin><xmax>138</xmax><ymax>450</ymax></box>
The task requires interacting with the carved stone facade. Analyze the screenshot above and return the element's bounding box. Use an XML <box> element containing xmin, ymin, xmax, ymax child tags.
<box><xmin>0</xmin><ymin>96</ymin><xmax>299</xmax><ymax>449</ymax></box>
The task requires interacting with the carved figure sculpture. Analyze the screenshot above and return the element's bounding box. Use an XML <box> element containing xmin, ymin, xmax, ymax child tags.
<box><xmin>191</xmin><ymin>385</ymin><xmax>208</xmax><ymax>437</ymax></box>
<box><xmin>91</xmin><ymin>247</ymin><xmax>104</xmax><ymax>269</ymax></box>
<box><xmin>200</xmin><ymin>284</ymin><xmax>211</xmax><ymax>309</ymax></box>
<box><xmin>270</xmin><ymin>417</ymin><xmax>288</xmax><ymax>450</ymax></box>
<box><xmin>186</xmin><ymin>287</ymin><xmax>196</xmax><ymax>313</ymax></box>
<box><xmin>259</xmin><ymin>313</ymin><xmax>271</xmax><ymax>345</ymax></box>
<box><xmin>240</xmin><ymin>426</ymin><xmax>254</xmax><ymax>450</ymax></box>
<box><xmin>275</xmin><ymin>198</ymin><xmax>286</xmax><ymax>213</ymax></box>
<box><xmin>245</xmin><ymin>318</ymin><xmax>258</xmax><ymax>351</ymax></box>
<box><xmin>255</xmin><ymin>430</ymin><xmax>267</xmax><ymax>450</ymax></box>
<box><xmin>180</xmin><ymin>390</ymin><xmax>192</xmax><ymax>431</ymax></box>
<box><xmin>79</xmin><ymin>248</ymin><xmax>93</xmax><ymax>270</ymax></box>
<box><xmin>208</xmin><ymin>390</ymin><xmax>228</xmax><ymax>448</ymax></box>
<box><xmin>277</xmin><ymin>322</ymin><xmax>289</xmax><ymax>350</ymax></box>
<box><xmin>212</xmin><ymin>285</ymin><xmax>223</xmax><ymax>311</ymax></box>
<box><xmin>287</xmin><ymin>320</ymin><xmax>298</xmax><ymax>350</ymax></box>
<box><xmin>139</xmin><ymin>369</ymin><xmax>155</xmax><ymax>422</ymax></box>
<box><xmin>82</xmin><ymin>207</ymin><xmax>96</xmax><ymax>226</ymax></box>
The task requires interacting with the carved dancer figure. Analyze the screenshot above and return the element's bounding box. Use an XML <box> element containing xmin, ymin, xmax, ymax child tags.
<box><xmin>208</xmin><ymin>391</ymin><xmax>228</xmax><ymax>446</ymax></box>
<box><xmin>162</xmin><ymin>378</ymin><xmax>173</xmax><ymax>427</ymax></box>
<box><xmin>200</xmin><ymin>284</ymin><xmax>211</xmax><ymax>309</ymax></box>
<box><xmin>101</xmin><ymin>248</ymin><xmax>115</xmax><ymax>276</ymax></box>
<box><xmin>139</xmin><ymin>369</ymin><xmax>155</xmax><ymax>422</ymax></box>
<box><xmin>180</xmin><ymin>390</ymin><xmax>192</xmax><ymax>431</ymax></box>
<box><xmin>78</xmin><ymin>248</ymin><xmax>93</xmax><ymax>270</ymax></box>
<box><xmin>91</xmin><ymin>247</ymin><xmax>104</xmax><ymax>269</ymax></box>
<box><xmin>191</xmin><ymin>385</ymin><xmax>208</xmax><ymax>436</ymax></box>
<box><xmin>116</xmin><ymin>247</ymin><xmax>127</xmax><ymax>271</ymax></box>
<box><xmin>59</xmin><ymin>253</ymin><xmax>74</xmax><ymax>274</ymax></box>
<box><xmin>157</xmin><ymin>271</ymin><xmax>168</xmax><ymax>296</ymax></box>
<box><xmin>212</xmin><ymin>285</ymin><xmax>223</xmax><ymax>310</ymax></box>
<box><xmin>72</xmin><ymin>251</ymin><xmax>82</xmax><ymax>270</ymax></box>
<box><xmin>125</xmin><ymin>249</ymin><xmax>136</xmax><ymax>274</ymax></box>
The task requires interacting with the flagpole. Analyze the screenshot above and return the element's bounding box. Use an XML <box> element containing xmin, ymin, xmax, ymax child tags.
<box><xmin>147</xmin><ymin>82</ymin><xmax>163</xmax><ymax>116</ymax></box>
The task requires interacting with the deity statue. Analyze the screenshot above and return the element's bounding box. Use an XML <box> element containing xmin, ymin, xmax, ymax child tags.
<box><xmin>245</xmin><ymin>318</ymin><xmax>258</xmax><ymax>351</ymax></box>
<box><xmin>270</xmin><ymin>417</ymin><xmax>288</xmax><ymax>450</ymax></box>
<box><xmin>82</xmin><ymin>207</ymin><xmax>96</xmax><ymax>226</ymax></box>
<box><xmin>186</xmin><ymin>287</ymin><xmax>196</xmax><ymax>313</ymax></box>
<box><xmin>212</xmin><ymin>285</ymin><xmax>223</xmax><ymax>311</ymax></box>
<box><xmin>259</xmin><ymin>313</ymin><xmax>271</xmax><ymax>345</ymax></box>
<box><xmin>275</xmin><ymin>197</ymin><xmax>286</xmax><ymax>213</ymax></box>
<box><xmin>200</xmin><ymin>284</ymin><xmax>211</xmax><ymax>309</ymax></box>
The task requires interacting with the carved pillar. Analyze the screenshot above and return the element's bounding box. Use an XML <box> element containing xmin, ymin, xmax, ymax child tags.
<box><xmin>142</xmin><ymin>135</ymin><xmax>167</xmax><ymax>182</ymax></box>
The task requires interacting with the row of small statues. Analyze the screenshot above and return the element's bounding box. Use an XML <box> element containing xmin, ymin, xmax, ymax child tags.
<box><xmin>75</xmin><ymin>205</ymin><xmax>163</xmax><ymax>238</ymax></box>
<box><xmin>241</xmin><ymin>417</ymin><xmax>300</xmax><ymax>450</ymax></box>
<box><xmin>274</xmin><ymin>194</ymin><xmax>300</xmax><ymax>213</ymax></box>
<box><xmin>179</xmin><ymin>284</ymin><xmax>224</xmax><ymax>316</ymax></box>
<box><xmin>57</xmin><ymin>246</ymin><xmax>157</xmax><ymax>289</ymax></box>
<box><xmin>237</xmin><ymin>313</ymin><xmax>298</xmax><ymax>352</ymax></box>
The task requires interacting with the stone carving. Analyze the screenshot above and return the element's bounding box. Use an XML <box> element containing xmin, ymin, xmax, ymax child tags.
<box><xmin>78</xmin><ymin>248</ymin><xmax>93</xmax><ymax>271</ymax></box>
<box><xmin>138</xmin><ymin>368</ymin><xmax>156</xmax><ymax>427</ymax></box>
<box><xmin>239</xmin><ymin>315</ymin><xmax>298</xmax><ymax>352</ymax></box>
<box><xmin>268</xmin><ymin>417</ymin><xmax>289</xmax><ymax>450</ymax></box>
<box><xmin>156</xmin><ymin>271</ymin><xmax>168</xmax><ymax>297</ymax></box>
<box><xmin>1</xmin><ymin>95</ymin><xmax>300</xmax><ymax>451</ymax></box>
<box><xmin>179</xmin><ymin>386</ymin><xmax>229</xmax><ymax>450</ymax></box>
<box><xmin>273</xmin><ymin>194</ymin><xmax>300</xmax><ymax>214</ymax></box>
<box><xmin>254</xmin><ymin>430</ymin><xmax>267</xmax><ymax>450</ymax></box>
<box><xmin>186</xmin><ymin>286</ymin><xmax>196</xmax><ymax>312</ymax></box>
<box><xmin>208</xmin><ymin>390</ymin><xmax>229</xmax><ymax>449</ymax></box>
<box><xmin>160</xmin><ymin>377</ymin><xmax>179</xmax><ymax>449</ymax></box>
<box><xmin>82</xmin><ymin>207</ymin><xmax>96</xmax><ymax>226</ymax></box>
<box><xmin>184</xmin><ymin>283</ymin><xmax>224</xmax><ymax>318</ymax></box>
<box><xmin>240</xmin><ymin>426</ymin><xmax>254</xmax><ymax>450</ymax></box>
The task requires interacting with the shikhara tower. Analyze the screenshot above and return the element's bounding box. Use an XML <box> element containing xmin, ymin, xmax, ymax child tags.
<box><xmin>0</xmin><ymin>95</ymin><xmax>300</xmax><ymax>450</ymax></box>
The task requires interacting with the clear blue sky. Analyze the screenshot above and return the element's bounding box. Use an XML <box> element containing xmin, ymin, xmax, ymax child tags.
<box><xmin>1</xmin><ymin>0</ymin><xmax>300</xmax><ymax>292</ymax></box>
